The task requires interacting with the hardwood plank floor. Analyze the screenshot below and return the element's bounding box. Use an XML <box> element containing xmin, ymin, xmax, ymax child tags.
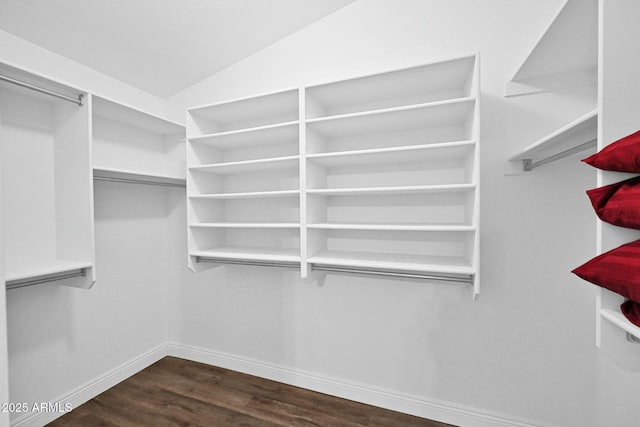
<box><xmin>48</xmin><ymin>357</ymin><xmax>456</xmax><ymax>427</ymax></box>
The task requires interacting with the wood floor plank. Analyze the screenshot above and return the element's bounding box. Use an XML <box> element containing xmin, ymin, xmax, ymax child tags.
<box><xmin>47</xmin><ymin>356</ymin><xmax>457</xmax><ymax>427</ymax></box>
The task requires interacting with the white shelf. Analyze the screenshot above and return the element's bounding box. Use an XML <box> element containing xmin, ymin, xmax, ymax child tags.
<box><xmin>188</xmin><ymin>121</ymin><xmax>298</xmax><ymax>148</ymax></box>
<box><xmin>189</xmin><ymin>155</ymin><xmax>299</xmax><ymax>174</ymax></box>
<box><xmin>509</xmin><ymin>109</ymin><xmax>597</xmax><ymax>171</ymax></box>
<box><xmin>308</xmin><ymin>250</ymin><xmax>473</xmax><ymax>276</ymax></box>
<box><xmin>307</xmin><ymin>184</ymin><xmax>475</xmax><ymax>196</ymax></box>
<box><xmin>308</xmin><ymin>223</ymin><xmax>474</xmax><ymax>232</ymax></box>
<box><xmin>189</xmin><ymin>222</ymin><xmax>299</xmax><ymax>229</ymax></box>
<box><xmin>307</xmin><ymin>141</ymin><xmax>474</xmax><ymax>168</ymax></box>
<box><xmin>306</xmin><ymin>97</ymin><xmax>475</xmax><ymax>138</ymax></box>
<box><xmin>600</xmin><ymin>308</ymin><xmax>640</xmax><ymax>342</ymax></box>
<box><xmin>92</xmin><ymin>96</ymin><xmax>183</xmax><ymax>134</ymax></box>
<box><xmin>190</xmin><ymin>247</ymin><xmax>300</xmax><ymax>264</ymax></box>
<box><xmin>93</xmin><ymin>167</ymin><xmax>186</xmax><ymax>187</ymax></box>
<box><xmin>5</xmin><ymin>260</ymin><xmax>93</xmax><ymax>289</ymax></box>
<box><xmin>188</xmin><ymin>89</ymin><xmax>299</xmax><ymax>135</ymax></box>
<box><xmin>505</xmin><ymin>0</ymin><xmax>597</xmax><ymax>96</ymax></box>
<box><xmin>306</xmin><ymin>55</ymin><xmax>476</xmax><ymax>118</ymax></box>
<box><xmin>189</xmin><ymin>190</ymin><xmax>300</xmax><ymax>200</ymax></box>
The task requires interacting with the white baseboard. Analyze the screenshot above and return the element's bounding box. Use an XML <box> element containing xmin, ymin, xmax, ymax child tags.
<box><xmin>12</xmin><ymin>344</ymin><xmax>167</xmax><ymax>427</ymax></box>
<box><xmin>12</xmin><ymin>342</ymin><xmax>562</xmax><ymax>427</ymax></box>
<box><xmin>166</xmin><ymin>342</ymin><xmax>562</xmax><ymax>427</ymax></box>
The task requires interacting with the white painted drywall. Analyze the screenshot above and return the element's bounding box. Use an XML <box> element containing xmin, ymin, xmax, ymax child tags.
<box><xmin>168</xmin><ymin>1</ymin><xmax>640</xmax><ymax>426</ymax></box>
<box><xmin>0</xmin><ymin>161</ymin><xmax>10</xmax><ymax>427</ymax></box>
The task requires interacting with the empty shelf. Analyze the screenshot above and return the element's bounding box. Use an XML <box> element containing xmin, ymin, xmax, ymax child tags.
<box><xmin>94</xmin><ymin>167</ymin><xmax>186</xmax><ymax>187</ymax></box>
<box><xmin>188</xmin><ymin>190</ymin><xmax>300</xmax><ymax>200</ymax></box>
<box><xmin>307</xmin><ymin>250</ymin><xmax>474</xmax><ymax>276</ymax></box>
<box><xmin>189</xmin><ymin>155</ymin><xmax>299</xmax><ymax>174</ymax></box>
<box><xmin>509</xmin><ymin>109</ymin><xmax>597</xmax><ymax>171</ymax></box>
<box><xmin>6</xmin><ymin>260</ymin><xmax>93</xmax><ymax>289</ymax></box>
<box><xmin>306</xmin><ymin>184</ymin><xmax>475</xmax><ymax>196</ymax></box>
<box><xmin>307</xmin><ymin>223</ymin><xmax>474</xmax><ymax>232</ymax></box>
<box><xmin>189</xmin><ymin>222</ymin><xmax>299</xmax><ymax>229</ymax></box>
<box><xmin>188</xmin><ymin>121</ymin><xmax>298</xmax><ymax>148</ymax></box>
<box><xmin>190</xmin><ymin>247</ymin><xmax>301</xmax><ymax>264</ymax></box>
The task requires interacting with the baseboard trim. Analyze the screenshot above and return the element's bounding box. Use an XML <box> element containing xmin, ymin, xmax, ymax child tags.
<box><xmin>12</xmin><ymin>344</ymin><xmax>167</xmax><ymax>427</ymax></box>
<box><xmin>166</xmin><ymin>342</ymin><xmax>561</xmax><ymax>427</ymax></box>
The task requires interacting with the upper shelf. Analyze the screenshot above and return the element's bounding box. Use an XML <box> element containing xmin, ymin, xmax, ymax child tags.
<box><xmin>505</xmin><ymin>0</ymin><xmax>597</xmax><ymax>97</ymax></box>
<box><xmin>92</xmin><ymin>96</ymin><xmax>184</xmax><ymax>135</ymax></box>
<box><xmin>306</xmin><ymin>55</ymin><xmax>476</xmax><ymax>119</ymax></box>
<box><xmin>509</xmin><ymin>108</ymin><xmax>597</xmax><ymax>171</ymax></box>
<box><xmin>188</xmin><ymin>89</ymin><xmax>299</xmax><ymax>135</ymax></box>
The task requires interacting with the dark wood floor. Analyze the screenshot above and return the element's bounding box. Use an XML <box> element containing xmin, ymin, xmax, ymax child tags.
<box><xmin>48</xmin><ymin>356</ymin><xmax>455</xmax><ymax>427</ymax></box>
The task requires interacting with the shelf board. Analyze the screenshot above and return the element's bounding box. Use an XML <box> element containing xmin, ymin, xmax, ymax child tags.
<box><xmin>308</xmin><ymin>223</ymin><xmax>474</xmax><ymax>232</ymax></box>
<box><xmin>307</xmin><ymin>250</ymin><xmax>474</xmax><ymax>276</ymax></box>
<box><xmin>307</xmin><ymin>184</ymin><xmax>475</xmax><ymax>196</ymax></box>
<box><xmin>190</xmin><ymin>247</ymin><xmax>300</xmax><ymax>264</ymax></box>
<box><xmin>306</xmin><ymin>55</ymin><xmax>476</xmax><ymax>118</ymax></box>
<box><xmin>505</xmin><ymin>0</ymin><xmax>597</xmax><ymax>96</ymax></box>
<box><xmin>188</xmin><ymin>89</ymin><xmax>299</xmax><ymax>133</ymax></box>
<box><xmin>306</xmin><ymin>97</ymin><xmax>475</xmax><ymax>138</ymax></box>
<box><xmin>188</xmin><ymin>189</ymin><xmax>300</xmax><ymax>200</ymax></box>
<box><xmin>509</xmin><ymin>109</ymin><xmax>597</xmax><ymax>171</ymax></box>
<box><xmin>600</xmin><ymin>308</ymin><xmax>640</xmax><ymax>341</ymax></box>
<box><xmin>188</xmin><ymin>121</ymin><xmax>298</xmax><ymax>147</ymax></box>
<box><xmin>189</xmin><ymin>155</ymin><xmax>299</xmax><ymax>175</ymax></box>
<box><xmin>189</xmin><ymin>222</ymin><xmax>299</xmax><ymax>229</ymax></box>
<box><xmin>307</xmin><ymin>140</ymin><xmax>475</xmax><ymax>168</ymax></box>
<box><xmin>93</xmin><ymin>95</ymin><xmax>184</xmax><ymax>134</ymax></box>
<box><xmin>94</xmin><ymin>167</ymin><xmax>186</xmax><ymax>187</ymax></box>
<box><xmin>5</xmin><ymin>260</ymin><xmax>93</xmax><ymax>288</ymax></box>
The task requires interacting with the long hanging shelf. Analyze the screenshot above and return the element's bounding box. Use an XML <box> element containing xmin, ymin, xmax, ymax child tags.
<box><xmin>509</xmin><ymin>108</ymin><xmax>597</xmax><ymax>171</ymax></box>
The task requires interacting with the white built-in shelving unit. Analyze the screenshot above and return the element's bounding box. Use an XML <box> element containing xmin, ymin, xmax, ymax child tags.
<box><xmin>187</xmin><ymin>54</ymin><xmax>481</xmax><ymax>297</ymax></box>
<box><xmin>92</xmin><ymin>95</ymin><xmax>186</xmax><ymax>187</ymax></box>
<box><xmin>0</xmin><ymin>63</ymin><xmax>186</xmax><ymax>291</ymax></box>
<box><xmin>507</xmin><ymin>0</ymin><xmax>640</xmax><ymax>367</ymax></box>
<box><xmin>0</xmin><ymin>64</ymin><xmax>95</xmax><ymax>289</ymax></box>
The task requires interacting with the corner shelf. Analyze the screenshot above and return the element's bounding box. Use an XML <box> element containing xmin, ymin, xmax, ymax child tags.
<box><xmin>508</xmin><ymin>108</ymin><xmax>597</xmax><ymax>171</ymax></box>
<box><xmin>5</xmin><ymin>261</ymin><xmax>93</xmax><ymax>290</ymax></box>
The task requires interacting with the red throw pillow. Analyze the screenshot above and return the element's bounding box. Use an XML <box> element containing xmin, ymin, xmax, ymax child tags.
<box><xmin>621</xmin><ymin>300</ymin><xmax>640</xmax><ymax>328</ymax></box>
<box><xmin>587</xmin><ymin>176</ymin><xmax>640</xmax><ymax>229</ymax></box>
<box><xmin>583</xmin><ymin>130</ymin><xmax>640</xmax><ymax>172</ymax></box>
<box><xmin>572</xmin><ymin>240</ymin><xmax>640</xmax><ymax>302</ymax></box>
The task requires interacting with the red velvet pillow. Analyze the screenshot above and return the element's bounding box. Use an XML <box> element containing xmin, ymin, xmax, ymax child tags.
<box><xmin>621</xmin><ymin>300</ymin><xmax>640</xmax><ymax>328</ymax></box>
<box><xmin>582</xmin><ymin>130</ymin><xmax>640</xmax><ymax>172</ymax></box>
<box><xmin>572</xmin><ymin>240</ymin><xmax>640</xmax><ymax>302</ymax></box>
<box><xmin>587</xmin><ymin>176</ymin><xmax>640</xmax><ymax>229</ymax></box>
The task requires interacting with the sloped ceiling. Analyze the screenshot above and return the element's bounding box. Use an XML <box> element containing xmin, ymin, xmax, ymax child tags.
<box><xmin>0</xmin><ymin>0</ymin><xmax>356</xmax><ymax>97</ymax></box>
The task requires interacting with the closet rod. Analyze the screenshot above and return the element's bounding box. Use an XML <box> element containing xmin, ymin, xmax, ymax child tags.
<box><xmin>0</xmin><ymin>74</ymin><xmax>84</xmax><ymax>106</ymax></box>
<box><xmin>194</xmin><ymin>256</ymin><xmax>300</xmax><ymax>269</ymax></box>
<box><xmin>93</xmin><ymin>176</ymin><xmax>186</xmax><ymax>188</ymax></box>
<box><xmin>6</xmin><ymin>268</ymin><xmax>87</xmax><ymax>290</ymax></box>
<box><xmin>522</xmin><ymin>138</ymin><xmax>597</xmax><ymax>171</ymax></box>
<box><xmin>311</xmin><ymin>264</ymin><xmax>473</xmax><ymax>284</ymax></box>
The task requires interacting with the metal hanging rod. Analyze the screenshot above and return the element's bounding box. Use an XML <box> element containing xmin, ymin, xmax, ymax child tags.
<box><xmin>522</xmin><ymin>138</ymin><xmax>597</xmax><ymax>171</ymax></box>
<box><xmin>311</xmin><ymin>264</ymin><xmax>473</xmax><ymax>284</ymax></box>
<box><xmin>0</xmin><ymin>74</ymin><xmax>84</xmax><ymax>106</ymax></box>
<box><xmin>93</xmin><ymin>176</ymin><xmax>186</xmax><ymax>188</ymax></box>
<box><xmin>195</xmin><ymin>256</ymin><xmax>300</xmax><ymax>269</ymax></box>
<box><xmin>6</xmin><ymin>268</ymin><xmax>87</xmax><ymax>290</ymax></box>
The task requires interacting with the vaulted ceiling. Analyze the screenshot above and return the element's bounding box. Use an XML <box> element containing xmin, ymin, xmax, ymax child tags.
<box><xmin>0</xmin><ymin>0</ymin><xmax>356</xmax><ymax>97</ymax></box>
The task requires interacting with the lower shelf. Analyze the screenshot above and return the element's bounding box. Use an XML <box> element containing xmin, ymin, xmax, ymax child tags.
<box><xmin>307</xmin><ymin>250</ymin><xmax>474</xmax><ymax>277</ymax></box>
<box><xmin>600</xmin><ymin>308</ymin><xmax>640</xmax><ymax>342</ymax></box>
<box><xmin>93</xmin><ymin>167</ymin><xmax>186</xmax><ymax>188</ymax></box>
<box><xmin>5</xmin><ymin>260</ymin><xmax>94</xmax><ymax>290</ymax></box>
<box><xmin>190</xmin><ymin>247</ymin><xmax>301</xmax><ymax>264</ymax></box>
